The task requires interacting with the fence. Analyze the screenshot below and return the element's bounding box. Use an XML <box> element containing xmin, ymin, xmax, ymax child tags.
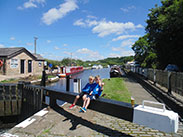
<box><xmin>0</xmin><ymin>82</ymin><xmax>43</xmax><ymax>118</ymax></box>
<box><xmin>130</xmin><ymin>67</ymin><xmax>183</xmax><ymax>96</ymax></box>
<box><xmin>0</xmin><ymin>83</ymin><xmax>21</xmax><ymax>116</ymax></box>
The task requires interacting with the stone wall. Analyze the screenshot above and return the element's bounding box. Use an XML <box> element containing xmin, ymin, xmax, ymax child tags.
<box><xmin>5</xmin><ymin>52</ymin><xmax>43</xmax><ymax>76</ymax></box>
<box><xmin>0</xmin><ymin>58</ymin><xmax>5</xmax><ymax>75</ymax></box>
<box><xmin>33</xmin><ymin>60</ymin><xmax>44</xmax><ymax>75</ymax></box>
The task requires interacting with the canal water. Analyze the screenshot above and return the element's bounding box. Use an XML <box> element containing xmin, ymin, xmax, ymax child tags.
<box><xmin>46</xmin><ymin>68</ymin><xmax>110</xmax><ymax>105</ymax></box>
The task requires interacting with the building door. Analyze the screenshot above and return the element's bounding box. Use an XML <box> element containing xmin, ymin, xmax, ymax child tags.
<box><xmin>28</xmin><ymin>60</ymin><xmax>32</xmax><ymax>73</ymax></box>
<box><xmin>20</xmin><ymin>60</ymin><xmax>25</xmax><ymax>74</ymax></box>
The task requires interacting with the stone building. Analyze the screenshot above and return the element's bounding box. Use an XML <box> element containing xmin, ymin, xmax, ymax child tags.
<box><xmin>0</xmin><ymin>47</ymin><xmax>44</xmax><ymax>76</ymax></box>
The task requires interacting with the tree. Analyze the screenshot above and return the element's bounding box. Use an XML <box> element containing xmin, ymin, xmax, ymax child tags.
<box><xmin>132</xmin><ymin>34</ymin><xmax>157</xmax><ymax>68</ymax></box>
<box><xmin>146</xmin><ymin>0</ymin><xmax>183</xmax><ymax>69</ymax></box>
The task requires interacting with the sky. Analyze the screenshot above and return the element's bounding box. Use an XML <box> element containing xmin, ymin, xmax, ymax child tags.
<box><xmin>0</xmin><ymin>0</ymin><xmax>161</xmax><ymax>61</ymax></box>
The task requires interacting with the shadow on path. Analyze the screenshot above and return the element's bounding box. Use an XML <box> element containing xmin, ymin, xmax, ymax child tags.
<box><xmin>53</xmin><ymin>105</ymin><xmax>132</xmax><ymax>137</ymax></box>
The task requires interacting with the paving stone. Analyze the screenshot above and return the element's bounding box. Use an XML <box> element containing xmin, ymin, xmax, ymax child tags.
<box><xmin>139</xmin><ymin>134</ymin><xmax>152</xmax><ymax>137</ymax></box>
<box><xmin>145</xmin><ymin>132</ymin><xmax>156</xmax><ymax>135</ymax></box>
<box><xmin>131</xmin><ymin>131</ymin><xmax>146</xmax><ymax>134</ymax></box>
<box><xmin>129</xmin><ymin>134</ymin><xmax>138</xmax><ymax>136</ymax></box>
<box><xmin>5</xmin><ymin>103</ymin><xmax>181</xmax><ymax>137</ymax></box>
<box><xmin>164</xmin><ymin>134</ymin><xmax>174</xmax><ymax>137</ymax></box>
<box><xmin>156</xmin><ymin>132</ymin><xmax>165</xmax><ymax>136</ymax></box>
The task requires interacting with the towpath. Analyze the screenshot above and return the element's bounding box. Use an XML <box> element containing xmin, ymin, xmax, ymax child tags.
<box><xmin>122</xmin><ymin>72</ymin><xmax>158</xmax><ymax>105</ymax></box>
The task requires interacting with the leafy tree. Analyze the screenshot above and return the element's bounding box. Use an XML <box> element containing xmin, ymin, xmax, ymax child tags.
<box><xmin>61</xmin><ymin>58</ymin><xmax>71</xmax><ymax>66</ymax></box>
<box><xmin>132</xmin><ymin>34</ymin><xmax>157</xmax><ymax>68</ymax></box>
<box><xmin>146</xmin><ymin>0</ymin><xmax>183</xmax><ymax>69</ymax></box>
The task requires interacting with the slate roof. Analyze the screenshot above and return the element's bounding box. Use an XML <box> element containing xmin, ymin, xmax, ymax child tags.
<box><xmin>0</xmin><ymin>47</ymin><xmax>44</xmax><ymax>60</ymax></box>
<box><xmin>32</xmin><ymin>53</ymin><xmax>45</xmax><ymax>61</ymax></box>
<box><xmin>0</xmin><ymin>47</ymin><xmax>24</xmax><ymax>57</ymax></box>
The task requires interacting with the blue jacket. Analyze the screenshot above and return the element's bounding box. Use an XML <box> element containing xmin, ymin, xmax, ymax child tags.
<box><xmin>91</xmin><ymin>83</ymin><xmax>102</xmax><ymax>96</ymax></box>
<box><xmin>82</xmin><ymin>83</ymin><xmax>95</xmax><ymax>93</ymax></box>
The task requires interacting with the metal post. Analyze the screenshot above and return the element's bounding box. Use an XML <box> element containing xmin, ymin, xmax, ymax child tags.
<box><xmin>66</xmin><ymin>75</ymin><xmax>70</xmax><ymax>92</ymax></box>
<box><xmin>78</xmin><ymin>79</ymin><xmax>81</xmax><ymax>93</ymax></box>
<box><xmin>153</xmin><ymin>69</ymin><xmax>156</xmax><ymax>85</ymax></box>
<box><xmin>41</xmin><ymin>66</ymin><xmax>46</xmax><ymax>87</ymax></box>
<box><xmin>34</xmin><ymin>37</ymin><xmax>38</xmax><ymax>54</ymax></box>
<box><xmin>168</xmin><ymin>72</ymin><xmax>172</xmax><ymax>94</ymax></box>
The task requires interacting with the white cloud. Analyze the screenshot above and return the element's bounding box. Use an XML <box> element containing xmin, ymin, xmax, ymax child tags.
<box><xmin>74</xmin><ymin>18</ymin><xmax>143</xmax><ymax>37</ymax></box>
<box><xmin>87</xmin><ymin>15</ymin><xmax>97</xmax><ymax>19</ymax></box>
<box><xmin>73</xmin><ymin>18</ymin><xmax>99</xmax><ymax>27</ymax></box>
<box><xmin>81</xmin><ymin>0</ymin><xmax>90</xmax><ymax>4</ymax></box>
<box><xmin>85</xmin><ymin>19</ymin><xmax>98</xmax><ymax>27</ymax></box>
<box><xmin>63</xmin><ymin>44</ymin><xmax>68</xmax><ymax>47</ymax></box>
<box><xmin>109</xmin><ymin>50</ymin><xmax>134</xmax><ymax>57</ymax></box>
<box><xmin>112</xmin><ymin>47</ymin><xmax>123</xmax><ymax>51</ymax></box>
<box><xmin>92</xmin><ymin>20</ymin><xmax>142</xmax><ymax>37</ymax></box>
<box><xmin>109</xmin><ymin>53</ymin><xmax>122</xmax><ymax>58</ymax></box>
<box><xmin>0</xmin><ymin>44</ymin><xmax>5</xmax><ymax>48</ymax></box>
<box><xmin>26</xmin><ymin>42</ymin><xmax>33</xmax><ymax>46</ymax></box>
<box><xmin>47</xmin><ymin>40</ymin><xmax>51</xmax><ymax>43</ymax></box>
<box><xmin>10</xmin><ymin>37</ymin><xmax>16</xmax><ymax>40</ymax></box>
<box><xmin>120</xmin><ymin>5</ymin><xmax>136</xmax><ymax>13</ymax></box>
<box><xmin>112</xmin><ymin>35</ymin><xmax>140</xmax><ymax>41</ymax></box>
<box><xmin>42</xmin><ymin>0</ymin><xmax>78</xmax><ymax>25</ymax></box>
<box><xmin>54</xmin><ymin>46</ymin><xmax>60</xmax><ymax>50</ymax></box>
<box><xmin>73</xmin><ymin>19</ymin><xmax>86</xmax><ymax>27</ymax></box>
<box><xmin>17</xmin><ymin>0</ymin><xmax>45</xmax><ymax>10</ymax></box>
<box><xmin>76</xmin><ymin>48</ymin><xmax>104</xmax><ymax>60</ymax></box>
<box><xmin>112</xmin><ymin>39</ymin><xmax>135</xmax><ymax>54</ymax></box>
<box><xmin>120</xmin><ymin>50</ymin><xmax>134</xmax><ymax>56</ymax></box>
<box><xmin>63</xmin><ymin>51</ymin><xmax>71</xmax><ymax>55</ymax></box>
<box><xmin>121</xmin><ymin>39</ymin><xmax>135</xmax><ymax>47</ymax></box>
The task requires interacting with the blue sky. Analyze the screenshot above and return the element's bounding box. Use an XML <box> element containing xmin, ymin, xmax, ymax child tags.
<box><xmin>0</xmin><ymin>0</ymin><xmax>161</xmax><ymax>61</ymax></box>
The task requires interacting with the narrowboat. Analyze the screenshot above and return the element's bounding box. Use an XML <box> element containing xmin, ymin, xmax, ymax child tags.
<box><xmin>110</xmin><ymin>66</ymin><xmax>122</xmax><ymax>77</ymax></box>
<box><xmin>57</xmin><ymin>66</ymin><xmax>83</xmax><ymax>78</ymax></box>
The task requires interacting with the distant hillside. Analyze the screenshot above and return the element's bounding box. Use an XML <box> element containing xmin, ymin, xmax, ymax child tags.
<box><xmin>45</xmin><ymin>56</ymin><xmax>134</xmax><ymax>68</ymax></box>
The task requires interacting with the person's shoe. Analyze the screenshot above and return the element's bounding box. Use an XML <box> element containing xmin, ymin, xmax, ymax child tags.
<box><xmin>81</xmin><ymin>107</ymin><xmax>87</xmax><ymax>112</ymax></box>
<box><xmin>79</xmin><ymin>108</ymin><xmax>84</xmax><ymax>113</ymax></box>
<box><xmin>69</xmin><ymin>104</ymin><xmax>75</xmax><ymax>109</ymax></box>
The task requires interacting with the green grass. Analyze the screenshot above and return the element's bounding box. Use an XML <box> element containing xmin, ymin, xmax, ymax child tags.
<box><xmin>1</xmin><ymin>78</ymin><xmax>16</xmax><ymax>83</ymax></box>
<box><xmin>47</xmin><ymin>75</ymin><xmax>55</xmax><ymax>78</ymax></box>
<box><xmin>102</xmin><ymin>78</ymin><xmax>131</xmax><ymax>103</ymax></box>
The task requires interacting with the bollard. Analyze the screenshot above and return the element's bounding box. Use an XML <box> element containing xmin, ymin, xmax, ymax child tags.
<box><xmin>41</xmin><ymin>69</ymin><xmax>46</xmax><ymax>87</ymax></box>
<box><xmin>131</xmin><ymin>97</ymin><xmax>135</xmax><ymax>107</ymax></box>
<box><xmin>66</xmin><ymin>75</ymin><xmax>70</xmax><ymax>92</ymax></box>
<box><xmin>73</xmin><ymin>79</ymin><xmax>78</xmax><ymax>93</ymax></box>
<box><xmin>73</xmin><ymin>79</ymin><xmax>81</xmax><ymax>93</ymax></box>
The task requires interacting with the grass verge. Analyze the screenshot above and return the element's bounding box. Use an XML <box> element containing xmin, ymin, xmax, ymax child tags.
<box><xmin>102</xmin><ymin>77</ymin><xmax>131</xmax><ymax>103</ymax></box>
<box><xmin>0</xmin><ymin>75</ymin><xmax>56</xmax><ymax>83</ymax></box>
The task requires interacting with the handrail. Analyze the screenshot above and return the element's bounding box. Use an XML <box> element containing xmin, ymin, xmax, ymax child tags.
<box><xmin>142</xmin><ymin>100</ymin><xmax>166</xmax><ymax>112</ymax></box>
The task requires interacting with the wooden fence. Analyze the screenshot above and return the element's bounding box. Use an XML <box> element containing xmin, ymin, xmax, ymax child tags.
<box><xmin>0</xmin><ymin>83</ymin><xmax>21</xmax><ymax>116</ymax></box>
